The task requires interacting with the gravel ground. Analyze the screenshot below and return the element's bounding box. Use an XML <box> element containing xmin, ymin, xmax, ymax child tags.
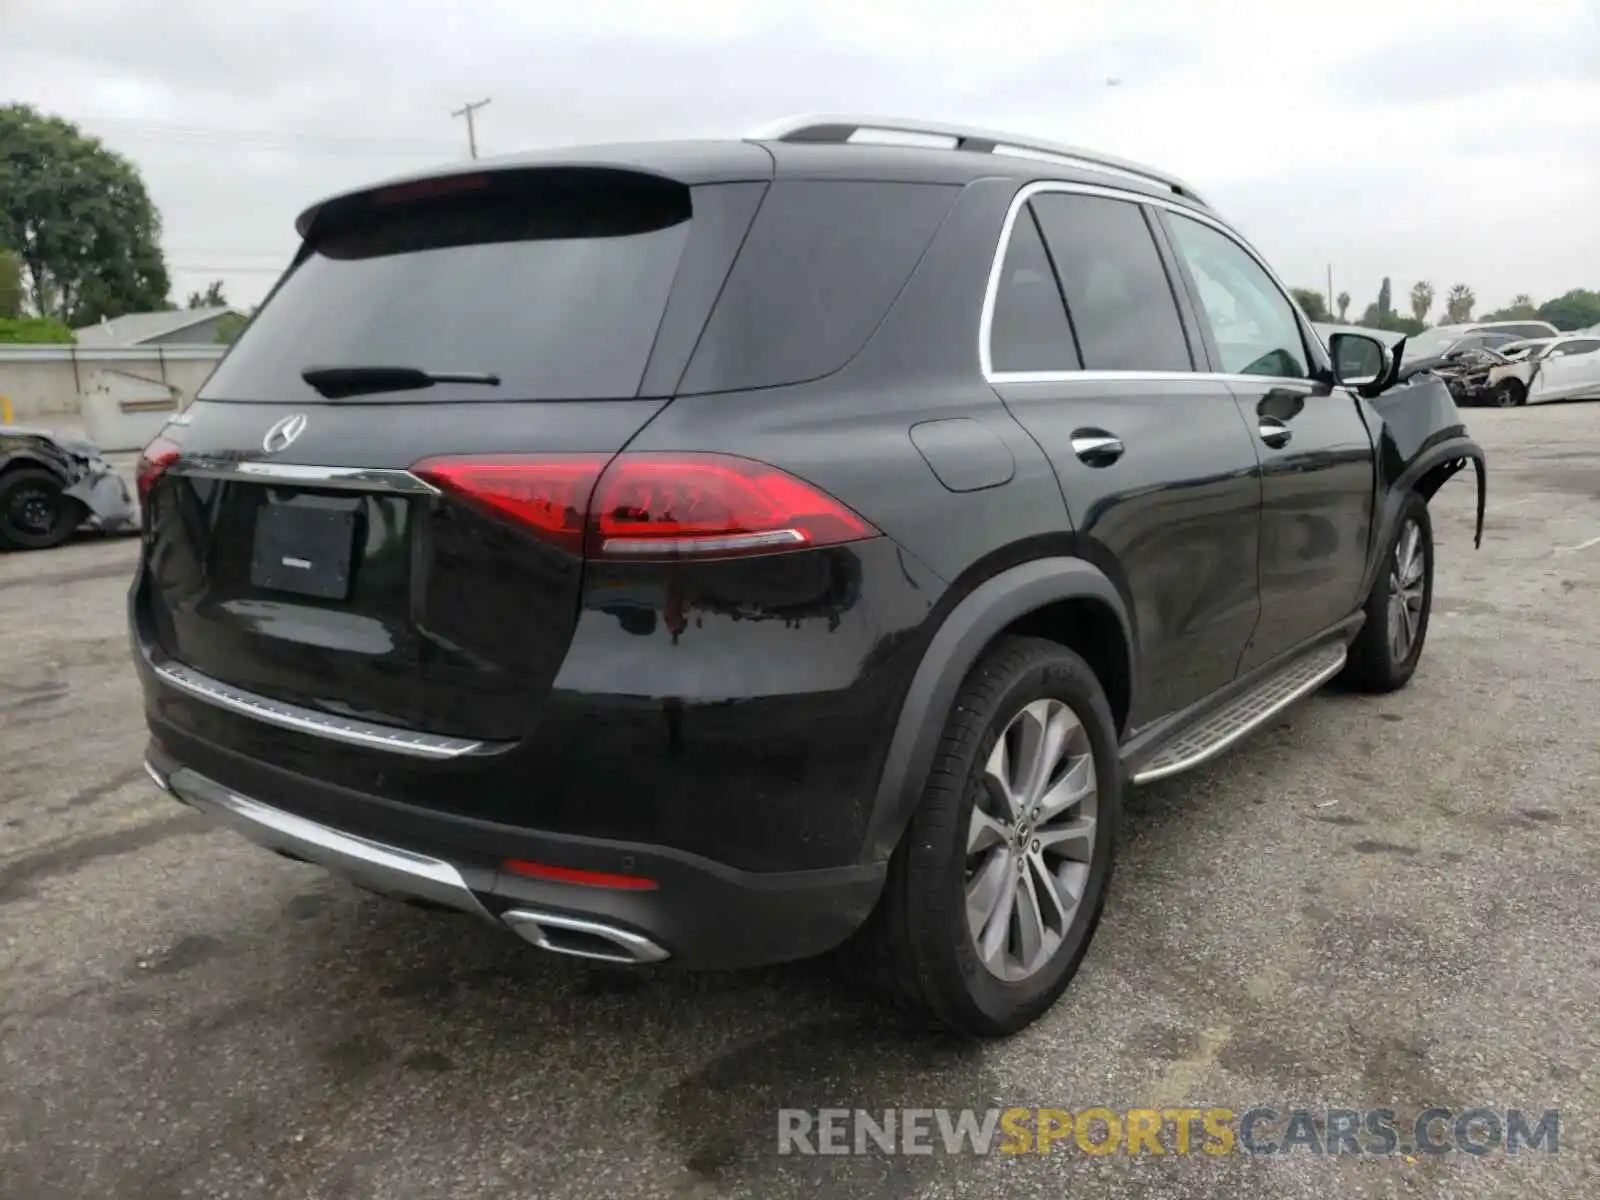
<box><xmin>2</xmin><ymin>404</ymin><xmax>1597</xmax><ymax>1199</ymax></box>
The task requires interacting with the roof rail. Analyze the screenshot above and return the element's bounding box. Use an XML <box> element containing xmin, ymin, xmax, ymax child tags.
<box><xmin>746</xmin><ymin>113</ymin><xmax>1207</xmax><ymax>207</ymax></box>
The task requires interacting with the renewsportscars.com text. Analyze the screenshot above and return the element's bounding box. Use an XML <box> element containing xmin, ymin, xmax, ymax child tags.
<box><xmin>777</xmin><ymin>1106</ymin><xmax>1560</xmax><ymax>1157</ymax></box>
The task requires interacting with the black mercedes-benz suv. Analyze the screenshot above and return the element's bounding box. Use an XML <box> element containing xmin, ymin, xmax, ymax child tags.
<box><xmin>132</xmin><ymin>115</ymin><xmax>1486</xmax><ymax>1037</ymax></box>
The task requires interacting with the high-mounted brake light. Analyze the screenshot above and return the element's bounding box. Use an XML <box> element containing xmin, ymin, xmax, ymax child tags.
<box><xmin>411</xmin><ymin>452</ymin><xmax>877</xmax><ymax>560</ymax></box>
<box><xmin>135</xmin><ymin>434</ymin><xmax>182</xmax><ymax>503</ymax></box>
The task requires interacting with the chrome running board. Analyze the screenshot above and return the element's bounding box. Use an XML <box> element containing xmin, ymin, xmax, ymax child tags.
<box><xmin>1132</xmin><ymin>642</ymin><xmax>1347</xmax><ymax>784</ymax></box>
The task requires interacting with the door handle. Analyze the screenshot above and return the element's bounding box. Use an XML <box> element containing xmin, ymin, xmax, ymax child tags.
<box><xmin>1258</xmin><ymin>417</ymin><xmax>1292</xmax><ymax>448</ymax></box>
<box><xmin>1070</xmin><ymin>432</ymin><xmax>1125</xmax><ymax>466</ymax></box>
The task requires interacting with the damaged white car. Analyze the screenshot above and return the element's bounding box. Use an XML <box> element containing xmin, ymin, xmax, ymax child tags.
<box><xmin>1482</xmin><ymin>335</ymin><xmax>1600</xmax><ymax>408</ymax></box>
<box><xmin>0</xmin><ymin>426</ymin><xmax>137</xmax><ymax>551</ymax></box>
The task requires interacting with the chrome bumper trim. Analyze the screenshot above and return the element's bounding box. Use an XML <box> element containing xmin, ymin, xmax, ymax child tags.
<box><xmin>168</xmin><ymin>458</ymin><xmax>440</xmax><ymax>495</ymax></box>
<box><xmin>159</xmin><ymin>763</ymin><xmax>495</xmax><ymax>922</ymax></box>
<box><xmin>152</xmin><ymin>661</ymin><xmax>484</xmax><ymax>760</ymax></box>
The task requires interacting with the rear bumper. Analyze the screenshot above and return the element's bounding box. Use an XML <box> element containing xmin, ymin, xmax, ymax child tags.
<box><xmin>144</xmin><ymin>739</ymin><xmax>885</xmax><ymax>970</ymax></box>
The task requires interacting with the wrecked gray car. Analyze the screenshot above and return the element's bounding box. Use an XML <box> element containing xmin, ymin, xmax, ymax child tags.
<box><xmin>1331</xmin><ymin>330</ymin><xmax>1488</xmax><ymax>550</ymax></box>
<box><xmin>0</xmin><ymin>425</ymin><xmax>137</xmax><ymax>551</ymax></box>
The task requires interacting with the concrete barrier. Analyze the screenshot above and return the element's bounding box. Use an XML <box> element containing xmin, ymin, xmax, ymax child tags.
<box><xmin>0</xmin><ymin>344</ymin><xmax>224</xmax><ymax>449</ymax></box>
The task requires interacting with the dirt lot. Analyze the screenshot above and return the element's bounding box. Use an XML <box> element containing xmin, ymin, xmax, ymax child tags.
<box><xmin>2</xmin><ymin>404</ymin><xmax>1597</xmax><ymax>1199</ymax></box>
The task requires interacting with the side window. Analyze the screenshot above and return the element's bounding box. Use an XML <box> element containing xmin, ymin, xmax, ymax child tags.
<box><xmin>1561</xmin><ymin>339</ymin><xmax>1600</xmax><ymax>356</ymax></box>
<box><xmin>988</xmin><ymin>206</ymin><xmax>1079</xmax><ymax>373</ymax></box>
<box><xmin>1166</xmin><ymin>213</ymin><xmax>1310</xmax><ymax>379</ymax></box>
<box><xmin>1029</xmin><ymin>193</ymin><xmax>1193</xmax><ymax>372</ymax></box>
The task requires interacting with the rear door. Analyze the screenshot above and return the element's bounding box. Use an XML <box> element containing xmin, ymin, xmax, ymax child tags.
<box><xmin>137</xmin><ymin>166</ymin><xmax>767</xmax><ymax>743</ymax></box>
<box><xmin>1157</xmin><ymin>208</ymin><xmax>1375</xmax><ymax>672</ymax></box>
<box><xmin>985</xmin><ymin>185</ymin><xmax>1264</xmax><ymax>729</ymax></box>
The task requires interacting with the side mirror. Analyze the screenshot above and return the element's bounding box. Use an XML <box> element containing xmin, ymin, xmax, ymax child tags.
<box><xmin>1547</xmin><ymin>349</ymin><xmax>1566</xmax><ymax>359</ymax></box>
<box><xmin>1328</xmin><ymin>332</ymin><xmax>1390</xmax><ymax>387</ymax></box>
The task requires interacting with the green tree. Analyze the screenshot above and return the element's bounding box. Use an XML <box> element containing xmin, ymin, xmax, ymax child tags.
<box><xmin>0</xmin><ymin>249</ymin><xmax>22</xmax><ymax>319</ymax></box>
<box><xmin>1536</xmin><ymin>289</ymin><xmax>1600</xmax><ymax>331</ymax></box>
<box><xmin>1408</xmin><ymin>280</ymin><xmax>1434</xmax><ymax>324</ymax></box>
<box><xmin>1482</xmin><ymin>294</ymin><xmax>1540</xmax><ymax>322</ymax></box>
<box><xmin>1358</xmin><ymin>303</ymin><xmax>1425</xmax><ymax>336</ymax></box>
<box><xmin>1290</xmin><ymin>287</ymin><xmax>1330</xmax><ymax>322</ymax></box>
<box><xmin>1444</xmin><ymin>283</ymin><xmax>1476</xmax><ymax>323</ymax></box>
<box><xmin>1376</xmin><ymin>277</ymin><xmax>1393</xmax><ymax>319</ymax></box>
<box><xmin>0</xmin><ymin>315</ymin><xmax>75</xmax><ymax>343</ymax></box>
<box><xmin>1336</xmin><ymin>291</ymin><xmax>1351</xmax><ymax>321</ymax></box>
<box><xmin>214</xmin><ymin>309</ymin><xmax>250</xmax><ymax>344</ymax></box>
<box><xmin>186</xmin><ymin>279</ymin><xmax>228</xmax><ymax>309</ymax></box>
<box><xmin>0</xmin><ymin>104</ymin><xmax>171</xmax><ymax>327</ymax></box>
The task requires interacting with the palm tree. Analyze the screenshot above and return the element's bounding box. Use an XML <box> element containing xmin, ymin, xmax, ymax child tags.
<box><xmin>1445</xmin><ymin>284</ymin><xmax>1476</xmax><ymax>323</ymax></box>
<box><xmin>1336</xmin><ymin>291</ymin><xmax>1351</xmax><ymax>322</ymax></box>
<box><xmin>1511</xmin><ymin>293</ymin><xmax>1535</xmax><ymax>311</ymax></box>
<box><xmin>1409</xmin><ymin>281</ymin><xmax>1435</xmax><ymax>324</ymax></box>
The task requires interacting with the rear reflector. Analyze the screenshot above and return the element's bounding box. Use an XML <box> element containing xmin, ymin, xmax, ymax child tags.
<box><xmin>503</xmin><ymin>859</ymin><xmax>659</xmax><ymax>891</ymax></box>
<box><xmin>412</xmin><ymin>451</ymin><xmax>877</xmax><ymax>561</ymax></box>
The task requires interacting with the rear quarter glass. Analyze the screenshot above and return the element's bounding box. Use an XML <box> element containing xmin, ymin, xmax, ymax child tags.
<box><xmin>677</xmin><ymin>179</ymin><xmax>960</xmax><ymax>394</ymax></box>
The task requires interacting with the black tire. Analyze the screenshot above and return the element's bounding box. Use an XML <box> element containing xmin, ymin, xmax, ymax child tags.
<box><xmin>1341</xmin><ymin>492</ymin><xmax>1433</xmax><ymax>693</ymax></box>
<box><xmin>845</xmin><ymin>636</ymin><xmax>1122</xmax><ymax>1037</ymax></box>
<box><xmin>1492</xmin><ymin>379</ymin><xmax>1525</xmax><ymax>408</ymax></box>
<box><xmin>0</xmin><ymin>468</ymin><xmax>82</xmax><ymax>552</ymax></box>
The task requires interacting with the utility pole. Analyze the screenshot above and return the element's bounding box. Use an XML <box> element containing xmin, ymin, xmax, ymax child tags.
<box><xmin>451</xmin><ymin>98</ymin><xmax>491</xmax><ymax>160</ymax></box>
<box><xmin>1327</xmin><ymin>264</ymin><xmax>1334</xmax><ymax>318</ymax></box>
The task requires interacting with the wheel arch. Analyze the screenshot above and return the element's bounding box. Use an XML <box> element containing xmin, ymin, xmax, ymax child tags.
<box><xmin>861</xmin><ymin>555</ymin><xmax>1134</xmax><ymax>864</ymax></box>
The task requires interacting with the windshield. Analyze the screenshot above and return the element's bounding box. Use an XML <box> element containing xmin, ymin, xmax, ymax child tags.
<box><xmin>1402</xmin><ymin>328</ymin><xmax>1462</xmax><ymax>360</ymax></box>
<box><xmin>201</xmin><ymin>172</ymin><xmax>693</xmax><ymax>403</ymax></box>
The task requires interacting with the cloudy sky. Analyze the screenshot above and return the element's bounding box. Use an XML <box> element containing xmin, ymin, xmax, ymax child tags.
<box><xmin>4</xmin><ymin>0</ymin><xmax>1597</xmax><ymax>317</ymax></box>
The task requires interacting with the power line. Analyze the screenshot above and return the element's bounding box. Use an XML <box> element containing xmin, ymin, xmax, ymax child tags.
<box><xmin>70</xmin><ymin>113</ymin><xmax>463</xmax><ymax>158</ymax></box>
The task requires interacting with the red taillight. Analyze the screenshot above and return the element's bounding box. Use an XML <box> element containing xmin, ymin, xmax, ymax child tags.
<box><xmin>413</xmin><ymin>452</ymin><xmax>877</xmax><ymax>561</ymax></box>
<box><xmin>136</xmin><ymin>435</ymin><xmax>182</xmax><ymax>503</ymax></box>
<box><xmin>503</xmin><ymin>859</ymin><xmax>658</xmax><ymax>891</ymax></box>
<box><xmin>413</xmin><ymin>454</ymin><xmax>604</xmax><ymax>555</ymax></box>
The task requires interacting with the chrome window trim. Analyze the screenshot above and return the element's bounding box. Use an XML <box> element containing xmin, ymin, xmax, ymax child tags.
<box><xmin>988</xmin><ymin>368</ymin><xmax>1319</xmax><ymax>388</ymax></box>
<box><xmin>168</xmin><ymin>458</ymin><xmax>440</xmax><ymax>495</ymax></box>
<box><xmin>153</xmin><ymin>660</ymin><xmax>488</xmax><ymax>759</ymax></box>
<box><xmin>979</xmin><ymin>180</ymin><xmax>1318</xmax><ymax>386</ymax></box>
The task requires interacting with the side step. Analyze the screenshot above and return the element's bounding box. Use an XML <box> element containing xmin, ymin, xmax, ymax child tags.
<box><xmin>1131</xmin><ymin>642</ymin><xmax>1348</xmax><ymax>785</ymax></box>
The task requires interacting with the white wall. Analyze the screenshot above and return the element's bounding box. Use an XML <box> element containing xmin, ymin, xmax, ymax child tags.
<box><xmin>0</xmin><ymin>345</ymin><xmax>224</xmax><ymax>448</ymax></box>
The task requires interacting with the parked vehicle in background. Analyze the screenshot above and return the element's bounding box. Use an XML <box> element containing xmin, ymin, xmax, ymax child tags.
<box><xmin>0</xmin><ymin>425</ymin><xmax>136</xmax><ymax>551</ymax></box>
<box><xmin>131</xmin><ymin>114</ymin><xmax>1487</xmax><ymax>1037</ymax></box>
<box><xmin>1484</xmin><ymin>335</ymin><xmax>1600</xmax><ymax>407</ymax></box>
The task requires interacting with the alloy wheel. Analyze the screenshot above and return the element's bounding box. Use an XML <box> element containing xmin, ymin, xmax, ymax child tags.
<box><xmin>1387</xmin><ymin>519</ymin><xmax>1426</xmax><ymax>662</ymax></box>
<box><xmin>966</xmin><ymin>698</ymin><xmax>1099</xmax><ymax>982</ymax></box>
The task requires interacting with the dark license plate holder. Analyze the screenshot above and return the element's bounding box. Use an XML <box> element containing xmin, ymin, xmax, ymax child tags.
<box><xmin>250</xmin><ymin>503</ymin><xmax>357</xmax><ymax>600</ymax></box>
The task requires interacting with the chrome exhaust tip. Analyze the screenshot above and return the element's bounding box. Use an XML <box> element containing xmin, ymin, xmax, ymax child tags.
<box><xmin>501</xmin><ymin>909</ymin><xmax>669</xmax><ymax>965</ymax></box>
<box><xmin>143</xmin><ymin>759</ymin><xmax>171</xmax><ymax>793</ymax></box>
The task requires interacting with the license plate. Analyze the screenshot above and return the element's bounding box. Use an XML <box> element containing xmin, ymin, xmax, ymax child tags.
<box><xmin>250</xmin><ymin>502</ymin><xmax>356</xmax><ymax>600</ymax></box>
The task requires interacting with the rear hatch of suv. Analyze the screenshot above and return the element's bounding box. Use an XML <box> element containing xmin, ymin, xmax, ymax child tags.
<box><xmin>135</xmin><ymin>155</ymin><xmax>772</xmax><ymax>744</ymax></box>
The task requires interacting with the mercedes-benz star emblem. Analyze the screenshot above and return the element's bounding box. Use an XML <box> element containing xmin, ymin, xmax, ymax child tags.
<box><xmin>262</xmin><ymin>413</ymin><xmax>308</xmax><ymax>454</ymax></box>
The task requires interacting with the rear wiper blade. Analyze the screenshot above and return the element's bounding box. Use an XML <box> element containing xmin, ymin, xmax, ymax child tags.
<box><xmin>300</xmin><ymin>365</ymin><xmax>502</xmax><ymax>399</ymax></box>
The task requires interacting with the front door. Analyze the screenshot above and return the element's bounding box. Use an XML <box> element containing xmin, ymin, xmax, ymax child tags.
<box><xmin>1532</xmin><ymin>338</ymin><xmax>1600</xmax><ymax>401</ymax></box>
<box><xmin>984</xmin><ymin>187</ymin><xmax>1263</xmax><ymax>728</ymax></box>
<box><xmin>1158</xmin><ymin>209</ymin><xmax>1375</xmax><ymax>672</ymax></box>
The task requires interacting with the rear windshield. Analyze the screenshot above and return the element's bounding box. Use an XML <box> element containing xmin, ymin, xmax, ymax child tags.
<box><xmin>201</xmin><ymin>171</ymin><xmax>693</xmax><ymax>403</ymax></box>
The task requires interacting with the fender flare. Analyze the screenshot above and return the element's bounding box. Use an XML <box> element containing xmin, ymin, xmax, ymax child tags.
<box><xmin>0</xmin><ymin>448</ymin><xmax>69</xmax><ymax>483</ymax></box>
<box><xmin>1362</xmin><ymin>436</ymin><xmax>1486</xmax><ymax>597</ymax></box>
<box><xmin>860</xmin><ymin>556</ymin><xmax>1133</xmax><ymax>863</ymax></box>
